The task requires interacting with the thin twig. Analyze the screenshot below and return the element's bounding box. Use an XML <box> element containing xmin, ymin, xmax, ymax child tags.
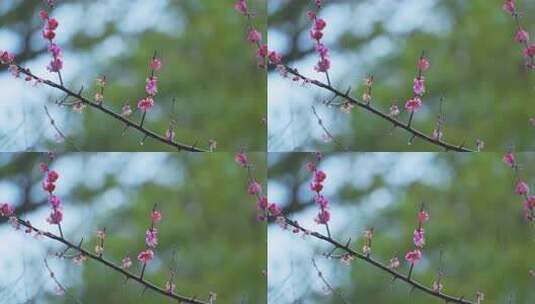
<box><xmin>311</xmin><ymin>257</ymin><xmax>349</xmax><ymax>304</ymax></box>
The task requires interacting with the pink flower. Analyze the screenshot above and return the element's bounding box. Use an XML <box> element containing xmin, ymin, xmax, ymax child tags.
<box><xmin>145</xmin><ymin>76</ymin><xmax>158</xmax><ymax>96</ymax></box>
<box><xmin>145</xmin><ymin>228</ymin><xmax>158</xmax><ymax>248</ymax></box>
<box><xmin>412</xmin><ymin>77</ymin><xmax>426</xmax><ymax>96</ymax></box>
<box><xmin>515</xmin><ymin>29</ymin><xmax>530</xmax><ymax>43</ymax></box>
<box><xmin>42</xmin><ymin>29</ymin><xmax>56</xmax><ymax>40</ymax></box>
<box><xmin>48</xmin><ymin>43</ymin><xmax>62</xmax><ymax>58</ymax></box>
<box><xmin>310</xmin><ymin>182</ymin><xmax>323</xmax><ymax>193</ymax></box>
<box><xmin>314</xmin><ymin>18</ymin><xmax>327</xmax><ymax>31</ymax></box>
<box><xmin>524</xmin><ymin>44</ymin><xmax>535</xmax><ymax>58</ymax></box>
<box><xmin>314</xmin><ymin>170</ymin><xmax>327</xmax><ymax>183</ymax></box>
<box><xmin>234</xmin><ymin>0</ymin><xmax>248</xmax><ymax>15</ymax></box>
<box><xmin>268</xmin><ymin>203</ymin><xmax>282</xmax><ymax>216</ymax></box>
<box><xmin>515</xmin><ymin>180</ymin><xmax>530</xmax><ymax>195</ymax></box>
<box><xmin>121</xmin><ymin>104</ymin><xmax>132</xmax><ymax>117</ymax></box>
<box><xmin>418</xmin><ymin>211</ymin><xmax>429</xmax><ymax>223</ymax></box>
<box><xmin>121</xmin><ymin>256</ymin><xmax>132</xmax><ymax>269</ymax></box>
<box><xmin>39</xmin><ymin>10</ymin><xmax>49</xmax><ymax>21</ymax></box>
<box><xmin>417</xmin><ymin>57</ymin><xmax>430</xmax><ymax>71</ymax></box>
<box><xmin>151</xmin><ymin>210</ymin><xmax>162</xmax><ymax>223</ymax></box>
<box><xmin>256</xmin><ymin>44</ymin><xmax>268</xmax><ymax>59</ymax></box>
<box><xmin>405</xmin><ymin>249</ymin><xmax>422</xmax><ymax>264</ymax></box>
<box><xmin>247</xmin><ymin>29</ymin><xmax>262</xmax><ymax>44</ymax></box>
<box><xmin>315</xmin><ymin>43</ymin><xmax>329</xmax><ymax>58</ymax></box>
<box><xmin>0</xmin><ymin>203</ymin><xmax>14</xmax><ymax>217</ymax></box>
<box><xmin>314</xmin><ymin>195</ymin><xmax>329</xmax><ymax>208</ymax></box>
<box><xmin>404</xmin><ymin>97</ymin><xmax>422</xmax><ymax>112</ymax></box>
<box><xmin>503</xmin><ymin>152</ymin><xmax>515</xmax><ymax>167</ymax></box>
<box><xmin>310</xmin><ymin>30</ymin><xmax>323</xmax><ymax>41</ymax></box>
<box><xmin>413</xmin><ymin>228</ymin><xmax>425</xmax><ymax>248</ymax></box>
<box><xmin>257</xmin><ymin>196</ymin><xmax>268</xmax><ymax>209</ymax></box>
<box><xmin>46</xmin><ymin>18</ymin><xmax>59</xmax><ymax>30</ymax></box>
<box><xmin>388</xmin><ymin>257</ymin><xmax>400</xmax><ymax>269</ymax></box>
<box><xmin>137</xmin><ymin>249</ymin><xmax>154</xmax><ymax>264</ymax></box>
<box><xmin>306</xmin><ymin>162</ymin><xmax>316</xmax><ymax>172</ymax></box>
<box><xmin>0</xmin><ymin>51</ymin><xmax>15</xmax><ymax>65</ymax></box>
<box><xmin>150</xmin><ymin>58</ymin><xmax>162</xmax><ymax>71</ymax></box>
<box><xmin>49</xmin><ymin>195</ymin><xmax>61</xmax><ymax>208</ymax></box>
<box><xmin>47</xmin><ymin>209</ymin><xmax>63</xmax><ymax>224</ymax></box>
<box><xmin>235</xmin><ymin>152</ymin><xmax>248</xmax><ymax>167</ymax></box>
<box><xmin>137</xmin><ymin>97</ymin><xmax>155</xmax><ymax>112</ymax></box>
<box><xmin>47</xmin><ymin>57</ymin><xmax>63</xmax><ymax>72</ymax></box>
<box><xmin>268</xmin><ymin>51</ymin><xmax>282</xmax><ymax>64</ymax></box>
<box><xmin>47</xmin><ymin>170</ymin><xmax>59</xmax><ymax>183</ymax></box>
<box><xmin>314</xmin><ymin>210</ymin><xmax>330</xmax><ymax>224</ymax></box>
<box><xmin>39</xmin><ymin>162</ymin><xmax>49</xmax><ymax>173</ymax></box>
<box><xmin>42</xmin><ymin>181</ymin><xmax>56</xmax><ymax>193</ymax></box>
<box><xmin>314</xmin><ymin>58</ymin><xmax>330</xmax><ymax>72</ymax></box>
<box><xmin>503</xmin><ymin>0</ymin><xmax>515</xmax><ymax>14</ymax></box>
<box><xmin>524</xmin><ymin>196</ymin><xmax>535</xmax><ymax>210</ymax></box>
<box><xmin>247</xmin><ymin>181</ymin><xmax>262</xmax><ymax>195</ymax></box>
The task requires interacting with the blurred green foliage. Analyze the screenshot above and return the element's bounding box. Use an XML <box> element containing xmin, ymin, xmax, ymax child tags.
<box><xmin>0</xmin><ymin>0</ymin><xmax>266</xmax><ymax>152</ymax></box>
<box><xmin>269</xmin><ymin>0</ymin><xmax>535</xmax><ymax>151</ymax></box>
<box><xmin>268</xmin><ymin>152</ymin><xmax>535</xmax><ymax>303</ymax></box>
<box><xmin>0</xmin><ymin>152</ymin><xmax>267</xmax><ymax>303</ymax></box>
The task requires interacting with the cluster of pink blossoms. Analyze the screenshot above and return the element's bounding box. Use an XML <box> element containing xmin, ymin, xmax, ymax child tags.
<box><xmin>307</xmin><ymin>2</ymin><xmax>330</xmax><ymax>73</ymax></box>
<box><xmin>137</xmin><ymin>57</ymin><xmax>162</xmax><ymax>113</ymax></box>
<box><xmin>234</xmin><ymin>0</ymin><xmax>283</xmax><ymax>68</ymax></box>
<box><xmin>39</xmin><ymin>9</ymin><xmax>63</xmax><ymax>73</ymax></box>
<box><xmin>137</xmin><ymin>209</ymin><xmax>162</xmax><ymax>267</ymax></box>
<box><xmin>306</xmin><ymin>157</ymin><xmax>331</xmax><ymax>225</ymax></box>
<box><xmin>404</xmin><ymin>56</ymin><xmax>430</xmax><ymax>113</ymax></box>
<box><xmin>503</xmin><ymin>152</ymin><xmax>535</xmax><ymax>221</ymax></box>
<box><xmin>0</xmin><ymin>203</ymin><xmax>14</xmax><ymax>218</ymax></box>
<box><xmin>404</xmin><ymin>209</ymin><xmax>429</xmax><ymax>266</ymax></box>
<box><xmin>40</xmin><ymin>158</ymin><xmax>64</xmax><ymax>226</ymax></box>
<box><xmin>503</xmin><ymin>0</ymin><xmax>535</xmax><ymax>69</ymax></box>
<box><xmin>235</xmin><ymin>152</ymin><xmax>282</xmax><ymax>220</ymax></box>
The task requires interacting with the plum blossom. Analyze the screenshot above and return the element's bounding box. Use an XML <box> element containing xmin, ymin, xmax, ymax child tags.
<box><xmin>151</xmin><ymin>210</ymin><xmax>162</xmax><ymax>223</ymax></box>
<box><xmin>137</xmin><ymin>249</ymin><xmax>154</xmax><ymax>264</ymax></box>
<box><xmin>503</xmin><ymin>0</ymin><xmax>515</xmax><ymax>14</ymax></box>
<box><xmin>247</xmin><ymin>29</ymin><xmax>262</xmax><ymax>44</ymax></box>
<box><xmin>235</xmin><ymin>152</ymin><xmax>248</xmax><ymax>167</ymax></box>
<box><xmin>0</xmin><ymin>203</ymin><xmax>14</xmax><ymax>217</ymax></box>
<box><xmin>137</xmin><ymin>97</ymin><xmax>154</xmax><ymax>112</ymax></box>
<box><xmin>0</xmin><ymin>51</ymin><xmax>15</xmax><ymax>65</ymax></box>
<box><xmin>145</xmin><ymin>228</ymin><xmax>158</xmax><ymax>248</ymax></box>
<box><xmin>413</xmin><ymin>77</ymin><xmax>425</xmax><ymax>96</ymax></box>
<box><xmin>515</xmin><ymin>29</ymin><xmax>529</xmax><ymax>43</ymax></box>
<box><xmin>121</xmin><ymin>256</ymin><xmax>132</xmax><ymax>269</ymax></box>
<box><xmin>234</xmin><ymin>0</ymin><xmax>248</xmax><ymax>15</ymax></box>
<box><xmin>247</xmin><ymin>181</ymin><xmax>262</xmax><ymax>195</ymax></box>
<box><xmin>405</xmin><ymin>97</ymin><xmax>422</xmax><ymax>112</ymax></box>
<box><xmin>417</xmin><ymin>57</ymin><xmax>430</xmax><ymax>71</ymax></box>
<box><xmin>149</xmin><ymin>58</ymin><xmax>162</xmax><ymax>71</ymax></box>
<box><xmin>405</xmin><ymin>249</ymin><xmax>422</xmax><ymax>264</ymax></box>
<box><xmin>515</xmin><ymin>180</ymin><xmax>530</xmax><ymax>195</ymax></box>
<box><xmin>503</xmin><ymin>152</ymin><xmax>515</xmax><ymax>167</ymax></box>
<box><xmin>145</xmin><ymin>76</ymin><xmax>158</xmax><ymax>96</ymax></box>
<box><xmin>413</xmin><ymin>228</ymin><xmax>425</xmax><ymax>248</ymax></box>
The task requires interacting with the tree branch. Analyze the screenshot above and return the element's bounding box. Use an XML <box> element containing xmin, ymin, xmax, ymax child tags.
<box><xmin>16</xmin><ymin>218</ymin><xmax>209</xmax><ymax>304</ymax></box>
<box><xmin>15</xmin><ymin>65</ymin><xmax>209</xmax><ymax>152</ymax></box>
<box><xmin>285</xmin><ymin>66</ymin><xmax>474</xmax><ymax>152</ymax></box>
<box><xmin>281</xmin><ymin>217</ymin><xmax>475</xmax><ymax>304</ymax></box>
